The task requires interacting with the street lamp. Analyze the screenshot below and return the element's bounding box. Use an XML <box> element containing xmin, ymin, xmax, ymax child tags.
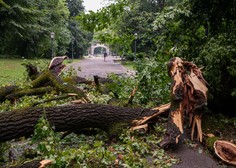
<box><xmin>134</xmin><ymin>33</ymin><xmax>138</xmax><ymax>60</ymax></box>
<box><xmin>50</xmin><ymin>32</ymin><xmax>55</xmax><ymax>59</ymax></box>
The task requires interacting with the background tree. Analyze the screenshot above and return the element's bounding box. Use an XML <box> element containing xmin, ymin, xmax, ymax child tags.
<box><xmin>67</xmin><ymin>0</ymin><xmax>92</xmax><ymax>58</ymax></box>
<box><xmin>0</xmin><ymin>0</ymin><xmax>46</xmax><ymax>58</ymax></box>
<box><xmin>189</xmin><ymin>0</ymin><xmax>236</xmax><ymax>115</ymax></box>
<box><xmin>0</xmin><ymin>0</ymin><xmax>92</xmax><ymax>58</ymax></box>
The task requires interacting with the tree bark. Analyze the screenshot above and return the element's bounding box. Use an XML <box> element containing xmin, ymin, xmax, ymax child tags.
<box><xmin>0</xmin><ymin>85</ymin><xmax>19</xmax><ymax>101</ymax></box>
<box><xmin>0</xmin><ymin>104</ymin><xmax>159</xmax><ymax>142</ymax></box>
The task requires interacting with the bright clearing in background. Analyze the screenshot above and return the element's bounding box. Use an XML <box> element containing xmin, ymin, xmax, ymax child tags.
<box><xmin>83</xmin><ymin>0</ymin><xmax>106</xmax><ymax>12</ymax></box>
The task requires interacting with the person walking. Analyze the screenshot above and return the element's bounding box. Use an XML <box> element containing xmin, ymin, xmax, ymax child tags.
<box><xmin>103</xmin><ymin>52</ymin><xmax>108</xmax><ymax>62</ymax></box>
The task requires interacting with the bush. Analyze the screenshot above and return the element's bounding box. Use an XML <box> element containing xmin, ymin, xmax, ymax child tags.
<box><xmin>196</xmin><ymin>34</ymin><xmax>236</xmax><ymax>116</ymax></box>
<box><xmin>135</xmin><ymin>56</ymin><xmax>171</xmax><ymax>106</ymax></box>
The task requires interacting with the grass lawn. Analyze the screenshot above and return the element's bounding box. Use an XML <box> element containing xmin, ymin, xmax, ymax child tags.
<box><xmin>0</xmin><ymin>58</ymin><xmax>49</xmax><ymax>85</ymax></box>
<box><xmin>115</xmin><ymin>60</ymin><xmax>136</xmax><ymax>70</ymax></box>
<box><xmin>122</xmin><ymin>61</ymin><xmax>136</xmax><ymax>70</ymax></box>
<box><xmin>0</xmin><ymin>58</ymin><xmax>80</xmax><ymax>86</ymax></box>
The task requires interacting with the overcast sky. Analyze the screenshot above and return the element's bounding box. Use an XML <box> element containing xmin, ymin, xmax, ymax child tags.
<box><xmin>83</xmin><ymin>0</ymin><xmax>105</xmax><ymax>12</ymax></box>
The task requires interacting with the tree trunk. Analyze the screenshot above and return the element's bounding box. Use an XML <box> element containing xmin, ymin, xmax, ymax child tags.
<box><xmin>0</xmin><ymin>104</ymin><xmax>159</xmax><ymax>142</ymax></box>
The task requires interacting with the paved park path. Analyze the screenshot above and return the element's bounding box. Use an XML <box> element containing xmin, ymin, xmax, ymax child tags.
<box><xmin>66</xmin><ymin>56</ymin><xmax>230</xmax><ymax>168</ymax></box>
<box><xmin>66</xmin><ymin>56</ymin><xmax>135</xmax><ymax>79</ymax></box>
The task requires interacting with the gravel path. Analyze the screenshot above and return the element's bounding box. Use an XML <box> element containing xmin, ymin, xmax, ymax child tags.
<box><xmin>66</xmin><ymin>56</ymin><xmax>135</xmax><ymax>79</ymax></box>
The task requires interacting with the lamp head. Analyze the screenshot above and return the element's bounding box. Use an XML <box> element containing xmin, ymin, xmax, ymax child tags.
<box><xmin>50</xmin><ymin>32</ymin><xmax>55</xmax><ymax>39</ymax></box>
<box><xmin>134</xmin><ymin>33</ymin><xmax>138</xmax><ymax>39</ymax></box>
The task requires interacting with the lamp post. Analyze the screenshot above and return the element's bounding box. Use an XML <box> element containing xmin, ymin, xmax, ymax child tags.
<box><xmin>134</xmin><ymin>33</ymin><xmax>138</xmax><ymax>61</ymax></box>
<box><xmin>50</xmin><ymin>32</ymin><xmax>55</xmax><ymax>59</ymax></box>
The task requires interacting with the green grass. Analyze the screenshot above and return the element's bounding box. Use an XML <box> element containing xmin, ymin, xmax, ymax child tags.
<box><xmin>0</xmin><ymin>58</ymin><xmax>49</xmax><ymax>85</ymax></box>
<box><xmin>0</xmin><ymin>58</ymin><xmax>80</xmax><ymax>86</ymax></box>
<box><xmin>122</xmin><ymin>61</ymin><xmax>136</xmax><ymax>70</ymax></box>
<box><xmin>116</xmin><ymin>60</ymin><xmax>136</xmax><ymax>70</ymax></box>
<box><xmin>0</xmin><ymin>59</ymin><xmax>26</xmax><ymax>85</ymax></box>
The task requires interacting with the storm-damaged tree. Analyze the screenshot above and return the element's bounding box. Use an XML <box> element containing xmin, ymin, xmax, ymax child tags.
<box><xmin>0</xmin><ymin>57</ymin><xmax>235</xmax><ymax>167</ymax></box>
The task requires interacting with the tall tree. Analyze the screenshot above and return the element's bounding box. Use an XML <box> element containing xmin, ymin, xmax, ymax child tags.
<box><xmin>67</xmin><ymin>0</ymin><xmax>92</xmax><ymax>58</ymax></box>
<box><xmin>0</xmin><ymin>0</ymin><xmax>71</xmax><ymax>58</ymax></box>
<box><xmin>0</xmin><ymin>0</ymin><xmax>42</xmax><ymax>57</ymax></box>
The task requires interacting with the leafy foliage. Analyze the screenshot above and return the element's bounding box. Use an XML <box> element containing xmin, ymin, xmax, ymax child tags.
<box><xmin>30</xmin><ymin>114</ymin><xmax>178</xmax><ymax>167</ymax></box>
<box><xmin>195</xmin><ymin>33</ymin><xmax>236</xmax><ymax>113</ymax></box>
<box><xmin>32</xmin><ymin>112</ymin><xmax>61</xmax><ymax>158</ymax></box>
<box><xmin>106</xmin><ymin>73</ymin><xmax>138</xmax><ymax>101</ymax></box>
<box><xmin>135</xmin><ymin>56</ymin><xmax>171</xmax><ymax>106</ymax></box>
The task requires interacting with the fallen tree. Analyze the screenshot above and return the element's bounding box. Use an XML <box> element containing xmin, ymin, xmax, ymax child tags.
<box><xmin>0</xmin><ymin>103</ymin><xmax>169</xmax><ymax>142</ymax></box>
<box><xmin>0</xmin><ymin>57</ymin><xmax>210</xmax><ymax>144</ymax></box>
<box><xmin>1</xmin><ymin>56</ymin><xmax>235</xmax><ymax>167</ymax></box>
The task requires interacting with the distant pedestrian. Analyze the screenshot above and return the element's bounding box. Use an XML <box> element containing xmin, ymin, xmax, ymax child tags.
<box><xmin>104</xmin><ymin>52</ymin><xmax>108</xmax><ymax>61</ymax></box>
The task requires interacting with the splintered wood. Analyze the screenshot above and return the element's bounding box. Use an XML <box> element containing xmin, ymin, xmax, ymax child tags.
<box><xmin>160</xmin><ymin>57</ymin><xmax>208</xmax><ymax>147</ymax></box>
<box><xmin>131</xmin><ymin>57</ymin><xmax>208</xmax><ymax>148</ymax></box>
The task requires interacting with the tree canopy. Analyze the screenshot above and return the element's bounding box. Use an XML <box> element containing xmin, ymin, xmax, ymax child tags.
<box><xmin>0</xmin><ymin>0</ymin><xmax>91</xmax><ymax>58</ymax></box>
